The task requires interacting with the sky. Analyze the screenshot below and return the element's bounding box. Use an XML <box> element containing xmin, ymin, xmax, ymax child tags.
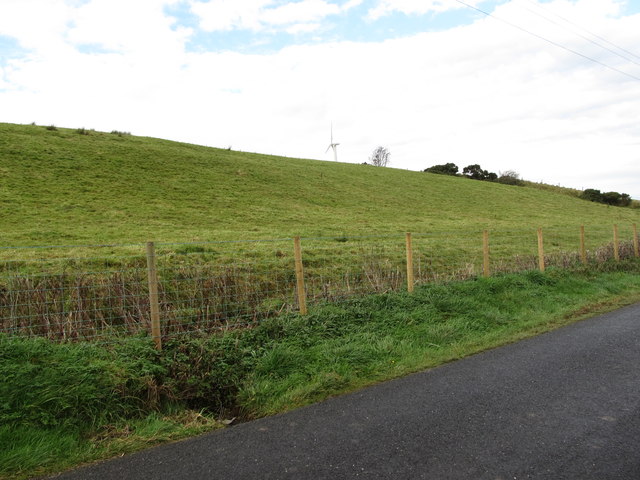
<box><xmin>1</xmin><ymin>0</ymin><xmax>640</xmax><ymax>198</ymax></box>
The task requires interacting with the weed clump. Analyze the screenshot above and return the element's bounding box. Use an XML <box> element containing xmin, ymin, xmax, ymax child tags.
<box><xmin>0</xmin><ymin>335</ymin><xmax>162</xmax><ymax>430</ymax></box>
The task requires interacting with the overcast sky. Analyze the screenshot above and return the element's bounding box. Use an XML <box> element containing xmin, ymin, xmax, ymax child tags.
<box><xmin>1</xmin><ymin>0</ymin><xmax>639</xmax><ymax>198</ymax></box>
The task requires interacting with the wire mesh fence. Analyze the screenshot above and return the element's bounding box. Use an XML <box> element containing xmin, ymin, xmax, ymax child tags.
<box><xmin>1</xmin><ymin>224</ymin><xmax>638</xmax><ymax>344</ymax></box>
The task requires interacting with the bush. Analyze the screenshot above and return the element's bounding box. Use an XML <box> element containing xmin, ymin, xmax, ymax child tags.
<box><xmin>159</xmin><ymin>334</ymin><xmax>254</xmax><ymax>414</ymax></box>
<box><xmin>497</xmin><ymin>170</ymin><xmax>524</xmax><ymax>186</ymax></box>
<box><xmin>424</xmin><ymin>163</ymin><xmax>459</xmax><ymax>176</ymax></box>
<box><xmin>580</xmin><ymin>188</ymin><xmax>632</xmax><ymax>207</ymax></box>
<box><xmin>602</xmin><ymin>192</ymin><xmax>631</xmax><ymax>207</ymax></box>
<box><xmin>581</xmin><ymin>188</ymin><xmax>602</xmax><ymax>202</ymax></box>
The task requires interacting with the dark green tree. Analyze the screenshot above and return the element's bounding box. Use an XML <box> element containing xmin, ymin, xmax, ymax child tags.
<box><xmin>424</xmin><ymin>163</ymin><xmax>459</xmax><ymax>176</ymax></box>
<box><xmin>602</xmin><ymin>191</ymin><xmax>623</xmax><ymax>206</ymax></box>
<box><xmin>581</xmin><ymin>189</ymin><xmax>602</xmax><ymax>203</ymax></box>
<box><xmin>620</xmin><ymin>193</ymin><xmax>632</xmax><ymax>207</ymax></box>
<box><xmin>462</xmin><ymin>164</ymin><xmax>497</xmax><ymax>181</ymax></box>
<box><xmin>580</xmin><ymin>189</ymin><xmax>632</xmax><ymax>207</ymax></box>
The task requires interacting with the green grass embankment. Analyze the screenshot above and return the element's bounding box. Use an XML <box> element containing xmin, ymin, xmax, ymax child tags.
<box><xmin>1</xmin><ymin>122</ymin><xmax>639</xmax><ymax>249</ymax></box>
<box><xmin>3</xmin><ymin>263</ymin><xmax>640</xmax><ymax>479</ymax></box>
<box><xmin>2</xmin><ymin>123</ymin><xmax>640</xmax><ymax>478</ymax></box>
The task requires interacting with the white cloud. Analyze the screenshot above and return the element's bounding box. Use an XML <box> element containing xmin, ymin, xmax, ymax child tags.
<box><xmin>342</xmin><ymin>0</ymin><xmax>364</xmax><ymax>10</ymax></box>
<box><xmin>190</xmin><ymin>0</ymin><xmax>273</xmax><ymax>32</ymax></box>
<box><xmin>190</xmin><ymin>0</ymin><xmax>342</xmax><ymax>32</ymax></box>
<box><xmin>367</xmin><ymin>0</ymin><xmax>482</xmax><ymax>20</ymax></box>
<box><xmin>0</xmin><ymin>0</ymin><xmax>73</xmax><ymax>54</ymax></box>
<box><xmin>0</xmin><ymin>0</ymin><xmax>189</xmax><ymax>58</ymax></box>
<box><xmin>66</xmin><ymin>0</ymin><xmax>190</xmax><ymax>56</ymax></box>
<box><xmin>262</xmin><ymin>0</ymin><xmax>340</xmax><ymax>26</ymax></box>
<box><xmin>285</xmin><ymin>22</ymin><xmax>323</xmax><ymax>34</ymax></box>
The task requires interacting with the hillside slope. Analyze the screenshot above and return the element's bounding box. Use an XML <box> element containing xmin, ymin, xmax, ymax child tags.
<box><xmin>1</xmin><ymin>122</ymin><xmax>638</xmax><ymax>246</ymax></box>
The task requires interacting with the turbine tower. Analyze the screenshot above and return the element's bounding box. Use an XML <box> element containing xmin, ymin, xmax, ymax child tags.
<box><xmin>325</xmin><ymin>123</ymin><xmax>339</xmax><ymax>162</ymax></box>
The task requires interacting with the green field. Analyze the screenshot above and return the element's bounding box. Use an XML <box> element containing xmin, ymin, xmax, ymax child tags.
<box><xmin>3</xmin><ymin>122</ymin><xmax>640</xmax><ymax>479</ymax></box>
<box><xmin>2</xmin><ymin>122</ymin><xmax>640</xmax><ymax>343</ymax></box>
<box><xmin>2</xmin><ymin>122</ymin><xmax>639</xmax><ymax>248</ymax></box>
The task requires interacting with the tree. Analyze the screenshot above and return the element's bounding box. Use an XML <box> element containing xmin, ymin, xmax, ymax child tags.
<box><xmin>581</xmin><ymin>188</ymin><xmax>602</xmax><ymax>203</ymax></box>
<box><xmin>580</xmin><ymin>188</ymin><xmax>632</xmax><ymax>207</ymax></box>
<box><xmin>602</xmin><ymin>191</ymin><xmax>622</xmax><ymax>206</ymax></box>
<box><xmin>424</xmin><ymin>163</ymin><xmax>459</xmax><ymax>176</ymax></box>
<box><xmin>620</xmin><ymin>193</ymin><xmax>632</xmax><ymax>207</ymax></box>
<box><xmin>462</xmin><ymin>164</ymin><xmax>497</xmax><ymax>181</ymax></box>
<box><xmin>369</xmin><ymin>146</ymin><xmax>390</xmax><ymax>167</ymax></box>
<box><xmin>497</xmin><ymin>170</ymin><xmax>524</xmax><ymax>186</ymax></box>
<box><xmin>602</xmin><ymin>191</ymin><xmax>632</xmax><ymax>206</ymax></box>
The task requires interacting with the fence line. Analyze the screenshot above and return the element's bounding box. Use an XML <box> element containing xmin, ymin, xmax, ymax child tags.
<box><xmin>293</xmin><ymin>236</ymin><xmax>307</xmax><ymax>316</ymax></box>
<box><xmin>146</xmin><ymin>241</ymin><xmax>162</xmax><ymax>350</ymax></box>
<box><xmin>1</xmin><ymin>225</ymin><xmax>639</xmax><ymax>345</ymax></box>
<box><xmin>482</xmin><ymin>230</ymin><xmax>490</xmax><ymax>278</ymax></box>
<box><xmin>405</xmin><ymin>232</ymin><xmax>414</xmax><ymax>293</ymax></box>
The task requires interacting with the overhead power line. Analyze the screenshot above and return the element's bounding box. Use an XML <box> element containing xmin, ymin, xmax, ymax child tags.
<box><xmin>454</xmin><ymin>0</ymin><xmax>640</xmax><ymax>82</ymax></box>
<box><xmin>518</xmin><ymin>2</ymin><xmax>640</xmax><ymax>67</ymax></box>
<box><xmin>521</xmin><ymin>0</ymin><xmax>640</xmax><ymax>62</ymax></box>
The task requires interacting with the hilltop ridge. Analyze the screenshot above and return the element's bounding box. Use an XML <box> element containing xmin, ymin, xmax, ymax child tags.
<box><xmin>1</xmin><ymin>122</ymin><xmax>638</xmax><ymax>246</ymax></box>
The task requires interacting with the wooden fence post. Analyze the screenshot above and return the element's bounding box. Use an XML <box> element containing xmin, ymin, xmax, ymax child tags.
<box><xmin>633</xmin><ymin>223</ymin><xmax>639</xmax><ymax>258</ymax></box>
<box><xmin>613</xmin><ymin>224</ymin><xmax>620</xmax><ymax>262</ymax></box>
<box><xmin>483</xmin><ymin>230</ymin><xmax>490</xmax><ymax>278</ymax></box>
<box><xmin>405</xmin><ymin>232</ymin><xmax>414</xmax><ymax>293</ymax></box>
<box><xmin>537</xmin><ymin>228</ymin><xmax>545</xmax><ymax>272</ymax></box>
<box><xmin>293</xmin><ymin>236</ymin><xmax>308</xmax><ymax>315</ymax></box>
<box><xmin>580</xmin><ymin>225</ymin><xmax>587</xmax><ymax>265</ymax></box>
<box><xmin>146</xmin><ymin>241</ymin><xmax>162</xmax><ymax>351</ymax></box>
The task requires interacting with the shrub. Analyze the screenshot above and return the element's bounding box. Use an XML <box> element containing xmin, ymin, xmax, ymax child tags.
<box><xmin>497</xmin><ymin>170</ymin><xmax>524</xmax><ymax>186</ymax></box>
<box><xmin>581</xmin><ymin>188</ymin><xmax>602</xmax><ymax>202</ymax></box>
<box><xmin>158</xmin><ymin>334</ymin><xmax>253</xmax><ymax>415</ymax></box>
<box><xmin>424</xmin><ymin>163</ymin><xmax>459</xmax><ymax>176</ymax></box>
<box><xmin>580</xmin><ymin>189</ymin><xmax>632</xmax><ymax>207</ymax></box>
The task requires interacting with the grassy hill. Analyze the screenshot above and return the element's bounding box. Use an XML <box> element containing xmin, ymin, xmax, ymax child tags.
<box><xmin>1</xmin><ymin>122</ymin><xmax>639</xmax><ymax>247</ymax></box>
<box><xmin>3</xmin><ymin>122</ymin><xmax>640</xmax><ymax>480</ymax></box>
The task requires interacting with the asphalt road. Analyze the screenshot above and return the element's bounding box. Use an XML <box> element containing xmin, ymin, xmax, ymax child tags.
<box><xmin>53</xmin><ymin>303</ymin><xmax>640</xmax><ymax>479</ymax></box>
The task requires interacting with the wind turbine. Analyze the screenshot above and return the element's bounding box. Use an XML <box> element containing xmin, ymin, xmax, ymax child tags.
<box><xmin>325</xmin><ymin>123</ymin><xmax>339</xmax><ymax>162</ymax></box>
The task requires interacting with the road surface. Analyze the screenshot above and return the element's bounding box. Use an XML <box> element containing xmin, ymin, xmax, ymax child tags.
<box><xmin>53</xmin><ymin>303</ymin><xmax>640</xmax><ymax>479</ymax></box>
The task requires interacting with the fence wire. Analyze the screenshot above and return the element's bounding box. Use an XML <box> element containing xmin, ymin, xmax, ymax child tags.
<box><xmin>0</xmin><ymin>225</ymin><xmax>638</xmax><ymax>343</ymax></box>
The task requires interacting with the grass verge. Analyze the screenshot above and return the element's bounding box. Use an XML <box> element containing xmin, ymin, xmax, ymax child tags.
<box><xmin>2</xmin><ymin>262</ymin><xmax>640</xmax><ymax>479</ymax></box>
